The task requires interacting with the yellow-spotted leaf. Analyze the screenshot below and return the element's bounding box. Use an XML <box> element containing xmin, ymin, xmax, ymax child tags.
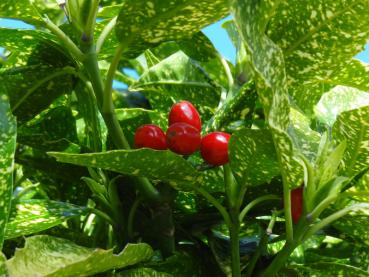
<box><xmin>0</xmin><ymin>91</ymin><xmax>16</xmax><ymax>248</ymax></box>
<box><xmin>6</xmin><ymin>235</ymin><xmax>153</xmax><ymax>277</ymax></box>
<box><xmin>5</xmin><ymin>200</ymin><xmax>88</xmax><ymax>240</ymax></box>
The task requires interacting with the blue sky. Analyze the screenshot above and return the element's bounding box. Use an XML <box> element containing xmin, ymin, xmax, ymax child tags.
<box><xmin>1</xmin><ymin>16</ymin><xmax>369</xmax><ymax>69</ymax></box>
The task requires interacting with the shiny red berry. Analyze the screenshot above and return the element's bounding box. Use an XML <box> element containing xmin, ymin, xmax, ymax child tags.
<box><xmin>169</xmin><ymin>101</ymin><xmax>202</xmax><ymax>131</ymax></box>
<box><xmin>134</xmin><ymin>124</ymin><xmax>167</xmax><ymax>150</ymax></box>
<box><xmin>166</xmin><ymin>122</ymin><xmax>201</xmax><ymax>155</ymax></box>
<box><xmin>200</xmin><ymin>132</ymin><xmax>231</xmax><ymax>166</ymax></box>
<box><xmin>291</xmin><ymin>187</ymin><xmax>303</xmax><ymax>224</ymax></box>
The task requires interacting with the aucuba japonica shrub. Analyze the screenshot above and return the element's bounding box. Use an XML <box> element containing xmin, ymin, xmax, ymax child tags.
<box><xmin>1</xmin><ymin>0</ymin><xmax>369</xmax><ymax>276</ymax></box>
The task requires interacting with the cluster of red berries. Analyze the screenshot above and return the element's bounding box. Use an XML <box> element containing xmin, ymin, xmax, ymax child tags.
<box><xmin>134</xmin><ymin>101</ymin><xmax>231</xmax><ymax>166</ymax></box>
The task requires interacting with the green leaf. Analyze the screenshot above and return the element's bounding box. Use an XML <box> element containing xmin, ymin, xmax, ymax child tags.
<box><xmin>333</xmin><ymin>214</ymin><xmax>369</xmax><ymax>247</ymax></box>
<box><xmin>6</xmin><ymin>235</ymin><xmax>153</xmax><ymax>276</ymax></box>
<box><xmin>115</xmin><ymin>0</ymin><xmax>229</xmax><ymax>52</ymax></box>
<box><xmin>315</xmin><ymin>85</ymin><xmax>369</xmax><ymax>127</ymax></box>
<box><xmin>0</xmin><ymin>0</ymin><xmax>43</xmax><ymax>25</ymax></box>
<box><xmin>268</xmin><ymin>1</ymin><xmax>369</xmax><ymax>115</ymax></box>
<box><xmin>18</xmin><ymin>106</ymin><xmax>80</xmax><ymax>152</ymax></box>
<box><xmin>0</xmin><ymin>252</ymin><xmax>8</xmax><ymax>276</ymax></box>
<box><xmin>130</xmin><ymin>51</ymin><xmax>221</xmax><ymax>120</ymax></box>
<box><xmin>296</xmin><ymin>262</ymin><xmax>369</xmax><ymax>276</ymax></box>
<box><xmin>231</xmin><ymin>0</ymin><xmax>303</xmax><ymax>188</ymax></box>
<box><xmin>5</xmin><ymin>200</ymin><xmax>88</xmax><ymax>240</ymax></box>
<box><xmin>288</xmin><ymin>108</ymin><xmax>321</xmax><ymax>162</ymax></box>
<box><xmin>48</xmin><ymin>149</ymin><xmax>200</xmax><ymax>185</ymax></box>
<box><xmin>0</xmin><ymin>28</ymin><xmax>76</xmax><ymax>122</ymax></box>
<box><xmin>229</xmin><ymin>129</ymin><xmax>280</xmax><ymax>186</ymax></box>
<box><xmin>332</xmin><ymin>106</ymin><xmax>369</xmax><ymax>176</ymax></box>
<box><xmin>204</xmin><ymin>82</ymin><xmax>257</xmax><ymax>133</ymax></box>
<box><xmin>0</xmin><ymin>91</ymin><xmax>17</xmax><ymax>249</ymax></box>
<box><xmin>119</xmin><ymin>268</ymin><xmax>173</xmax><ymax>277</ymax></box>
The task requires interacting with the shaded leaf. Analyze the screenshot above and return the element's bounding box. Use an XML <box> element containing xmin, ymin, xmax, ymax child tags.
<box><xmin>229</xmin><ymin>129</ymin><xmax>279</xmax><ymax>186</ymax></box>
<box><xmin>0</xmin><ymin>28</ymin><xmax>75</xmax><ymax>122</ymax></box>
<box><xmin>18</xmin><ymin>106</ymin><xmax>80</xmax><ymax>152</ymax></box>
<box><xmin>130</xmin><ymin>51</ymin><xmax>221</xmax><ymax>119</ymax></box>
<box><xmin>5</xmin><ymin>200</ymin><xmax>88</xmax><ymax>240</ymax></box>
<box><xmin>0</xmin><ymin>91</ymin><xmax>17</xmax><ymax>248</ymax></box>
<box><xmin>6</xmin><ymin>235</ymin><xmax>153</xmax><ymax>276</ymax></box>
<box><xmin>49</xmin><ymin>149</ymin><xmax>200</xmax><ymax>185</ymax></box>
<box><xmin>333</xmin><ymin>215</ymin><xmax>369</xmax><ymax>247</ymax></box>
<box><xmin>204</xmin><ymin>82</ymin><xmax>257</xmax><ymax>133</ymax></box>
<box><xmin>119</xmin><ymin>268</ymin><xmax>173</xmax><ymax>277</ymax></box>
<box><xmin>294</xmin><ymin>262</ymin><xmax>369</xmax><ymax>277</ymax></box>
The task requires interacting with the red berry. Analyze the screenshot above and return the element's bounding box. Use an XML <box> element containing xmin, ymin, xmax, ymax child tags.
<box><xmin>200</xmin><ymin>132</ymin><xmax>231</xmax><ymax>166</ymax></box>
<box><xmin>134</xmin><ymin>124</ymin><xmax>167</xmax><ymax>150</ymax></box>
<box><xmin>291</xmin><ymin>187</ymin><xmax>303</xmax><ymax>224</ymax></box>
<box><xmin>166</xmin><ymin>122</ymin><xmax>201</xmax><ymax>155</ymax></box>
<box><xmin>169</xmin><ymin>101</ymin><xmax>202</xmax><ymax>131</ymax></box>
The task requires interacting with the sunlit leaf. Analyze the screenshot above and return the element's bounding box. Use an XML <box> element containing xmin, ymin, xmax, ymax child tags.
<box><xmin>5</xmin><ymin>200</ymin><xmax>88</xmax><ymax>240</ymax></box>
<box><xmin>6</xmin><ymin>235</ymin><xmax>153</xmax><ymax>276</ymax></box>
<box><xmin>49</xmin><ymin>149</ymin><xmax>200</xmax><ymax>186</ymax></box>
<box><xmin>229</xmin><ymin>129</ymin><xmax>279</xmax><ymax>187</ymax></box>
<box><xmin>130</xmin><ymin>51</ymin><xmax>221</xmax><ymax>119</ymax></box>
<box><xmin>315</xmin><ymin>85</ymin><xmax>369</xmax><ymax>127</ymax></box>
<box><xmin>332</xmin><ymin>106</ymin><xmax>369</xmax><ymax>176</ymax></box>
<box><xmin>115</xmin><ymin>0</ymin><xmax>229</xmax><ymax>54</ymax></box>
<box><xmin>268</xmin><ymin>1</ymin><xmax>369</xmax><ymax>115</ymax></box>
<box><xmin>0</xmin><ymin>91</ymin><xmax>17</xmax><ymax>248</ymax></box>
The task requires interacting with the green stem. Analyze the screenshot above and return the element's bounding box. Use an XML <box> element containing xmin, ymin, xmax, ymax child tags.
<box><xmin>224</xmin><ymin>164</ymin><xmax>240</xmax><ymax>209</ymax></box>
<box><xmin>96</xmin><ymin>16</ymin><xmax>117</xmax><ymax>53</ymax></box>
<box><xmin>103</xmin><ymin>43</ymin><xmax>125</xmax><ymax>114</ymax></box>
<box><xmin>229</xmin><ymin>213</ymin><xmax>241</xmax><ymax>277</ymax></box>
<box><xmin>127</xmin><ymin>197</ymin><xmax>142</xmax><ymax>239</ymax></box>
<box><xmin>303</xmin><ymin>203</ymin><xmax>369</xmax><ymax>241</ymax></box>
<box><xmin>282</xmin><ymin>183</ymin><xmax>293</xmax><ymax>243</ymax></box>
<box><xmin>261</xmin><ymin>242</ymin><xmax>297</xmax><ymax>277</ymax></box>
<box><xmin>307</xmin><ymin>194</ymin><xmax>338</xmax><ymax>222</ymax></box>
<box><xmin>89</xmin><ymin>208</ymin><xmax>115</xmax><ymax>226</ymax></box>
<box><xmin>193</xmin><ymin>186</ymin><xmax>231</xmax><ymax>227</ymax></box>
<box><xmin>12</xmin><ymin>66</ymin><xmax>77</xmax><ymax>112</ymax></box>
<box><xmin>43</xmin><ymin>16</ymin><xmax>85</xmax><ymax>61</ymax></box>
<box><xmin>239</xmin><ymin>195</ymin><xmax>280</xmax><ymax>222</ymax></box>
<box><xmin>298</xmin><ymin>154</ymin><xmax>315</xmax><ymax>212</ymax></box>
<box><xmin>81</xmin><ymin>42</ymin><xmax>160</xmax><ymax>202</ymax></box>
<box><xmin>83</xmin><ymin>0</ymin><xmax>99</xmax><ymax>40</ymax></box>
<box><xmin>220</xmin><ymin>56</ymin><xmax>234</xmax><ymax>89</ymax></box>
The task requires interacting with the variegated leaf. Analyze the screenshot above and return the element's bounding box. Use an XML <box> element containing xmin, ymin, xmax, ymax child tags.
<box><xmin>332</xmin><ymin>106</ymin><xmax>369</xmax><ymax>176</ymax></box>
<box><xmin>6</xmin><ymin>235</ymin><xmax>153</xmax><ymax>277</ymax></box>
<box><xmin>0</xmin><ymin>91</ymin><xmax>16</xmax><ymax>249</ymax></box>
<box><xmin>289</xmin><ymin>108</ymin><xmax>321</xmax><ymax>162</ymax></box>
<box><xmin>130</xmin><ymin>51</ymin><xmax>221</xmax><ymax>120</ymax></box>
<box><xmin>5</xmin><ymin>200</ymin><xmax>88</xmax><ymax>240</ymax></box>
<box><xmin>115</xmin><ymin>0</ymin><xmax>229</xmax><ymax>53</ymax></box>
<box><xmin>315</xmin><ymin>85</ymin><xmax>369</xmax><ymax>127</ymax></box>
<box><xmin>229</xmin><ymin>129</ymin><xmax>279</xmax><ymax>187</ymax></box>
<box><xmin>231</xmin><ymin>0</ymin><xmax>302</xmax><ymax>188</ymax></box>
<box><xmin>268</xmin><ymin>1</ymin><xmax>369</xmax><ymax>115</ymax></box>
<box><xmin>49</xmin><ymin>149</ymin><xmax>200</xmax><ymax>187</ymax></box>
<box><xmin>0</xmin><ymin>0</ymin><xmax>43</xmax><ymax>25</ymax></box>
